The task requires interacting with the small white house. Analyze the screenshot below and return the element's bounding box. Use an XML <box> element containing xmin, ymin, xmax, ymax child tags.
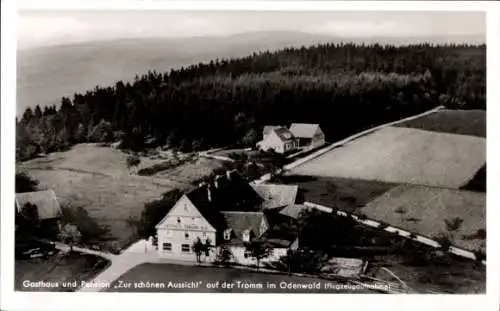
<box><xmin>257</xmin><ymin>127</ymin><xmax>298</xmax><ymax>154</ymax></box>
<box><xmin>289</xmin><ymin>123</ymin><xmax>325</xmax><ymax>148</ymax></box>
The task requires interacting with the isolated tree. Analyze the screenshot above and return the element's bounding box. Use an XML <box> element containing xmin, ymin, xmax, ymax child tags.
<box><xmin>58</xmin><ymin>224</ymin><xmax>82</xmax><ymax>251</ymax></box>
<box><xmin>203</xmin><ymin>238</ymin><xmax>213</xmax><ymax>259</ymax></box>
<box><xmin>434</xmin><ymin>232</ymin><xmax>453</xmax><ymax>252</ymax></box>
<box><xmin>193</xmin><ymin>237</ymin><xmax>204</xmax><ymax>264</ymax></box>
<box><xmin>245</xmin><ymin>239</ymin><xmax>272</xmax><ymax>270</ymax></box>
<box><xmin>216</xmin><ymin>245</ymin><xmax>233</xmax><ymax>266</ymax></box>
<box><xmin>87</xmin><ymin>119</ymin><xmax>113</xmax><ymax>143</ymax></box>
<box><xmin>126</xmin><ymin>155</ymin><xmax>141</xmax><ymax>172</ymax></box>
<box><xmin>241</xmin><ymin>128</ymin><xmax>259</xmax><ymax>146</ymax></box>
<box><xmin>444</xmin><ymin>217</ymin><xmax>464</xmax><ymax>241</ymax></box>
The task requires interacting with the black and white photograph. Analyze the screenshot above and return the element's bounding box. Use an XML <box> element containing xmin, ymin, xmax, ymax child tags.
<box><xmin>1</xmin><ymin>1</ymin><xmax>499</xmax><ymax>311</ymax></box>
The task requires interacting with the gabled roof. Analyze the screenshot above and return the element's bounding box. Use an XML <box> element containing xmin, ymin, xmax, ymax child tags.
<box><xmin>263</xmin><ymin>126</ymin><xmax>281</xmax><ymax>136</ymax></box>
<box><xmin>289</xmin><ymin>123</ymin><xmax>321</xmax><ymax>139</ymax></box>
<box><xmin>182</xmin><ymin>170</ymin><xmax>263</xmax><ymax>230</ymax></box>
<box><xmin>252</xmin><ymin>184</ymin><xmax>299</xmax><ymax>209</ymax></box>
<box><xmin>221</xmin><ymin>211</ymin><xmax>266</xmax><ymax>242</ymax></box>
<box><xmin>272</xmin><ymin>127</ymin><xmax>296</xmax><ymax>142</ymax></box>
<box><xmin>15</xmin><ymin>190</ymin><xmax>62</xmax><ymax>220</ymax></box>
<box><xmin>279</xmin><ymin>204</ymin><xmax>309</xmax><ymax>220</ymax></box>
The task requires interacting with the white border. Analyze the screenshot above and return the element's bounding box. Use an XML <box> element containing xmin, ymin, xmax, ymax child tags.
<box><xmin>2</xmin><ymin>1</ymin><xmax>499</xmax><ymax>311</ymax></box>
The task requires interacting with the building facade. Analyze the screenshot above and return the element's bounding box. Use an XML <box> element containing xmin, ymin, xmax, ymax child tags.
<box><xmin>155</xmin><ymin>195</ymin><xmax>217</xmax><ymax>261</ymax></box>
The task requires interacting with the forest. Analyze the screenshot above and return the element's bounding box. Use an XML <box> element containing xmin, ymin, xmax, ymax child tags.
<box><xmin>16</xmin><ymin>42</ymin><xmax>486</xmax><ymax>161</ymax></box>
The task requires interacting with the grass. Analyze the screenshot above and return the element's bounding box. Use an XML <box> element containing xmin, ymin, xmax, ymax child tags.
<box><xmin>272</xmin><ymin>175</ymin><xmax>397</xmax><ymax>213</ymax></box>
<box><xmin>395</xmin><ymin>109</ymin><xmax>486</xmax><ymax>138</ymax></box>
<box><xmin>15</xmin><ymin>251</ymin><xmax>110</xmax><ymax>292</ymax></box>
<box><xmin>17</xmin><ymin>144</ymin><xmax>216</xmax><ymax>248</ymax></box>
<box><xmin>367</xmin><ymin>254</ymin><xmax>485</xmax><ymax>294</ymax></box>
<box><xmin>289</xmin><ymin>126</ymin><xmax>485</xmax><ymax>189</ymax></box>
<box><xmin>106</xmin><ymin>263</ymin><xmax>374</xmax><ymax>293</ymax></box>
<box><xmin>361</xmin><ymin>184</ymin><xmax>486</xmax><ymax>252</ymax></box>
<box><xmin>153</xmin><ymin>157</ymin><xmax>225</xmax><ymax>184</ymax></box>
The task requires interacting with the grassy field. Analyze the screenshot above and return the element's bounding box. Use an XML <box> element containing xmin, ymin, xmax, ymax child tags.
<box><xmin>15</xmin><ymin>252</ymin><xmax>109</xmax><ymax>292</ymax></box>
<box><xmin>273</xmin><ymin>175</ymin><xmax>397</xmax><ymax>213</ymax></box>
<box><xmin>289</xmin><ymin>126</ymin><xmax>485</xmax><ymax>189</ymax></box>
<box><xmin>361</xmin><ymin>185</ymin><xmax>486</xmax><ymax>252</ymax></box>
<box><xmin>395</xmin><ymin>109</ymin><xmax>486</xmax><ymax>138</ymax></box>
<box><xmin>153</xmin><ymin>157</ymin><xmax>225</xmax><ymax>184</ymax></box>
<box><xmin>367</xmin><ymin>254</ymin><xmax>485</xmax><ymax>294</ymax></box>
<box><xmin>17</xmin><ymin>144</ymin><xmax>219</xmax><ymax>247</ymax></box>
<box><xmin>106</xmin><ymin>263</ymin><xmax>374</xmax><ymax>293</ymax></box>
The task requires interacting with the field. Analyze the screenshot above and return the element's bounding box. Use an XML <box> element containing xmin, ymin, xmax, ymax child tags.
<box><xmin>106</xmin><ymin>263</ymin><xmax>373</xmax><ymax>293</ymax></box>
<box><xmin>289</xmin><ymin>126</ymin><xmax>485</xmax><ymax>189</ymax></box>
<box><xmin>368</xmin><ymin>254</ymin><xmax>485</xmax><ymax>294</ymax></box>
<box><xmin>273</xmin><ymin>175</ymin><xmax>397</xmax><ymax>213</ymax></box>
<box><xmin>153</xmin><ymin>157</ymin><xmax>225</xmax><ymax>184</ymax></box>
<box><xmin>15</xmin><ymin>252</ymin><xmax>109</xmax><ymax>292</ymax></box>
<box><xmin>395</xmin><ymin>109</ymin><xmax>486</xmax><ymax>138</ymax></box>
<box><xmin>18</xmin><ymin>144</ymin><xmax>220</xmax><ymax>247</ymax></box>
<box><xmin>361</xmin><ymin>185</ymin><xmax>486</xmax><ymax>252</ymax></box>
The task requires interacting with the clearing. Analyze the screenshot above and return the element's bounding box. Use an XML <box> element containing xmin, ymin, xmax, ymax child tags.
<box><xmin>394</xmin><ymin>109</ymin><xmax>486</xmax><ymax>138</ymax></box>
<box><xmin>15</xmin><ymin>252</ymin><xmax>109</xmax><ymax>292</ymax></box>
<box><xmin>17</xmin><ymin>144</ymin><xmax>222</xmax><ymax>248</ymax></box>
<box><xmin>289</xmin><ymin>126</ymin><xmax>485</xmax><ymax>189</ymax></box>
<box><xmin>106</xmin><ymin>263</ymin><xmax>373</xmax><ymax>293</ymax></box>
<box><xmin>361</xmin><ymin>184</ymin><xmax>486</xmax><ymax>252</ymax></box>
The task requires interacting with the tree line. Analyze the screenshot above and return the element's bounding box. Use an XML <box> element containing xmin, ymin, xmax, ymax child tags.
<box><xmin>16</xmin><ymin>42</ymin><xmax>485</xmax><ymax>161</ymax></box>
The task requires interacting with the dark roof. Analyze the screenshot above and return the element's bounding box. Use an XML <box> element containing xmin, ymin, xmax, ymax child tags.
<box><xmin>185</xmin><ymin>170</ymin><xmax>263</xmax><ymax>230</ymax></box>
<box><xmin>262</xmin><ymin>208</ymin><xmax>299</xmax><ymax>247</ymax></box>
<box><xmin>272</xmin><ymin>127</ymin><xmax>296</xmax><ymax>142</ymax></box>
<box><xmin>222</xmin><ymin>211</ymin><xmax>267</xmax><ymax>241</ymax></box>
<box><xmin>15</xmin><ymin>190</ymin><xmax>62</xmax><ymax>220</ymax></box>
<box><xmin>289</xmin><ymin>123</ymin><xmax>321</xmax><ymax>139</ymax></box>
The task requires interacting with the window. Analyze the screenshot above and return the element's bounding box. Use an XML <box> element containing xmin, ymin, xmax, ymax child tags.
<box><xmin>223</xmin><ymin>230</ymin><xmax>231</xmax><ymax>240</ymax></box>
<box><xmin>181</xmin><ymin>244</ymin><xmax>190</xmax><ymax>253</ymax></box>
<box><xmin>184</xmin><ymin>204</ymin><xmax>188</xmax><ymax>211</ymax></box>
<box><xmin>177</xmin><ymin>217</ymin><xmax>181</xmax><ymax>224</ymax></box>
<box><xmin>162</xmin><ymin>243</ymin><xmax>172</xmax><ymax>251</ymax></box>
<box><xmin>166</xmin><ymin>230</ymin><xmax>172</xmax><ymax>237</ymax></box>
<box><xmin>184</xmin><ymin>232</ymin><xmax>189</xmax><ymax>239</ymax></box>
<box><xmin>202</xmin><ymin>232</ymin><xmax>206</xmax><ymax>237</ymax></box>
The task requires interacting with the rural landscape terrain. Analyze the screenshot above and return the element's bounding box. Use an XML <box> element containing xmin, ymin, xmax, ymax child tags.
<box><xmin>15</xmin><ymin>27</ymin><xmax>486</xmax><ymax>295</ymax></box>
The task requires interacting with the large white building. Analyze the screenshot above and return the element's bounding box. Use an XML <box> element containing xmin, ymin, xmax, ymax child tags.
<box><xmin>153</xmin><ymin>170</ymin><xmax>301</xmax><ymax>264</ymax></box>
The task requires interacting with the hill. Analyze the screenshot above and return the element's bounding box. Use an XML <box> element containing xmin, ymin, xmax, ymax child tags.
<box><xmin>17</xmin><ymin>32</ymin><xmax>485</xmax><ymax>114</ymax></box>
<box><xmin>17</xmin><ymin>32</ymin><xmax>339</xmax><ymax>114</ymax></box>
<box><xmin>16</xmin><ymin>39</ymin><xmax>485</xmax><ymax>162</ymax></box>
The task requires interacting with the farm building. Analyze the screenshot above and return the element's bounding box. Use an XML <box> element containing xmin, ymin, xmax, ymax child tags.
<box><xmin>154</xmin><ymin>170</ymin><xmax>301</xmax><ymax>264</ymax></box>
<box><xmin>15</xmin><ymin>189</ymin><xmax>62</xmax><ymax>238</ymax></box>
<box><xmin>256</xmin><ymin>127</ymin><xmax>299</xmax><ymax>154</ymax></box>
<box><xmin>289</xmin><ymin>123</ymin><xmax>325</xmax><ymax>148</ymax></box>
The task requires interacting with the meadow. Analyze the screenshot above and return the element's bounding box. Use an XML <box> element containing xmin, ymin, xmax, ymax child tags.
<box><xmin>289</xmin><ymin>126</ymin><xmax>485</xmax><ymax>189</ymax></box>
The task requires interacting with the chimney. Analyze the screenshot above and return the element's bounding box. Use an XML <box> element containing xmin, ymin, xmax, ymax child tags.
<box><xmin>226</xmin><ymin>170</ymin><xmax>231</xmax><ymax>180</ymax></box>
<box><xmin>207</xmin><ymin>184</ymin><xmax>212</xmax><ymax>202</ymax></box>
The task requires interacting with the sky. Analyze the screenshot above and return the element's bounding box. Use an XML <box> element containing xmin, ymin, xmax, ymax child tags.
<box><xmin>18</xmin><ymin>10</ymin><xmax>486</xmax><ymax>49</ymax></box>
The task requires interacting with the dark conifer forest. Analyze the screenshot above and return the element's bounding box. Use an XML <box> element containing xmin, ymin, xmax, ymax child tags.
<box><xmin>16</xmin><ymin>42</ymin><xmax>486</xmax><ymax>161</ymax></box>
